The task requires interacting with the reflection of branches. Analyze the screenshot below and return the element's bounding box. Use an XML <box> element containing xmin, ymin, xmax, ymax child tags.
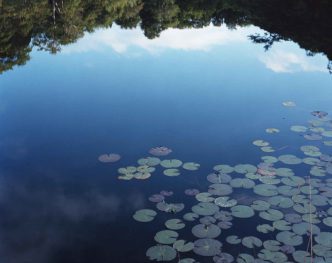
<box><xmin>248</xmin><ymin>32</ymin><xmax>284</xmax><ymax>51</ymax></box>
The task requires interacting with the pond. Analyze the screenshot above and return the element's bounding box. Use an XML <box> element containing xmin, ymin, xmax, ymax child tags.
<box><xmin>0</xmin><ymin>1</ymin><xmax>332</xmax><ymax>263</ymax></box>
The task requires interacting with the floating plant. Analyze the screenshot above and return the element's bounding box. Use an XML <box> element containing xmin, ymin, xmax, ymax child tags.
<box><xmin>146</xmin><ymin>245</ymin><xmax>176</xmax><ymax>261</ymax></box>
<box><xmin>133</xmin><ymin>209</ymin><xmax>157</xmax><ymax>222</ymax></box>
<box><xmin>149</xmin><ymin>146</ymin><xmax>172</xmax><ymax>156</ymax></box>
<box><xmin>98</xmin><ymin>153</ymin><xmax>121</xmax><ymax>163</ymax></box>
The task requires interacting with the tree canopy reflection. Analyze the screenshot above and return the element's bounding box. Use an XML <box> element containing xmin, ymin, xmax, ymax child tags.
<box><xmin>0</xmin><ymin>0</ymin><xmax>331</xmax><ymax>73</ymax></box>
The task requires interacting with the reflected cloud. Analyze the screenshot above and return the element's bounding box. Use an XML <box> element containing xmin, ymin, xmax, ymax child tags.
<box><xmin>63</xmin><ymin>24</ymin><xmax>258</xmax><ymax>54</ymax></box>
<box><xmin>260</xmin><ymin>49</ymin><xmax>327</xmax><ymax>73</ymax></box>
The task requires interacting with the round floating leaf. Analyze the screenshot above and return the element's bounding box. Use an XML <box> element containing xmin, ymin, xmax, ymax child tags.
<box><xmin>263</xmin><ymin>240</ymin><xmax>281</xmax><ymax>251</ymax></box>
<box><xmin>258</xmin><ymin>249</ymin><xmax>287</xmax><ymax>262</ymax></box>
<box><xmin>291</xmin><ymin>125</ymin><xmax>307</xmax><ymax>132</ymax></box>
<box><xmin>214</xmin><ymin>211</ymin><xmax>232</xmax><ymax>221</ymax></box>
<box><xmin>207</xmin><ymin>173</ymin><xmax>232</xmax><ymax>184</ymax></box>
<box><xmin>273</xmin><ymin>220</ymin><xmax>291</xmax><ymax>231</ymax></box>
<box><xmin>278</xmin><ymin>155</ymin><xmax>302</xmax><ymax>165</ymax></box>
<box><xmin>257</xmin><ymin>224</ymin><xmax>274</xmax><ymax>233</ymax></box>
<box><xmin>281</xmin><ymin>176</ymin><xmax>305</xmax><ymax>187</ymax></box>
<box><xmin>165</xmin><ymin>219</ymin><xmax>185</xmax><ymax>230</ymax></box>
<box><xmin>277</xmin><ymin>185</ymin><xmax>300</xmax><ymax>196</ymax></box>
<box><xmin>313</xmin><ymin>244</ymin><xmax>332</xmax><ymax>257</ymax></box>
<box><xmin>196</xmin><ymin>192</ymin><xmax>214</xmax><ymax>202</ymax></box>
<box><xmin>200</xmin><ymin>216</ymin><xmax>216</xmax><ymax>225</ymax></box>
<box><xmin>242</xmin><ymin>236</ymin><xmax>262</xmax><ymax>248</ymax></box>
<box><xmin>193</xmin><ymin>239</ymin><xmax>222</xmax><ymax>256</ymax></box>
<box><xmin>160</xmin><ymin>159</ymin><xmax>183</xmax><ymax>168</ymax></box>
<box><xmin>315</xmin><ymin>232</ymin><xmax>332</xmax><ymax>247</ymax></box>
<box><xmin>302</xmin><ymin>213</ymin><xmax>320</xmax><ymax>224</ymax></box>
<box><xmin>261</xmin><ymin>146</ymin><xmax>275</xmax><ymax>153</ymax></box>
<box><xmin>259</xmin><ymin>209</ymin><xmax>283</xmax><ymax>221</ymax></box>
<box><xmin>231</xmin><ymin>205</ymin><xmax>254</xmax><ymax>218</ymax></box>
<box><xmin>292</xmin><ymin>222</ymin><xmax>320</xmax><ymax>236</ymax></box>
<box><xmin>178</xmin><ymin>259</ymin><xmax>196</xmax><ymax>263</ymax></box>
<box><xmin>285</xmin><ymin>213</ymin><xmax>302</xmax><ymax>223</ymax></box>
<box><xmin>146</xmin><ymin>245</ymin><xmax>176</xmax><ymax>261</ymax></box>
<box><xmin>324</xmin><ymin>141</ymin><xmax>332</xmax><ymax>146</ymax></box>
<box><xmin>157</xmin><ymin>202</ymin><xmax>184</xmax><ymax>213</ymax></box>
<box><xmin>230</xmin><ymin>178</ymin><xmax>255</xmax><ymax>188</ymax></box>
<box><xmin>137</xmin><ymin>165</ymin><xmax>156</xmax><ymax>173</ymax></box>
<box><xmin>283</xmin><ymin>101</ymin><xmax>296</xmax><ymax>107</ymax></box>
<box><xmin>311</xmin><ymin>195</ymin><xmax>328</xmax><ymax>206</ymax></box>
<box><xmin>254</xmin><ymin>184</ymin><xmax>278</xmax><ymax>196</ymax></box>
<box><xmin>215</xmin><ymin>197</ymin><xmax>237</xmax><ymax>207</ymax></box>
<box><xmin>98</xmin><ymin>153</ymin><xmax>121</xmax><ymax>163</ymax></box>
<box><xmin>275</xmin><ymin>168</ymin><xmax>294</xmax><ymax>177</ymax></box>
<box><xmin>253</xmin><ymin>140</ymin><xmax>269</xmax><ymax>147</ymax></box>
<box><xmin>293</xmin><ymin>203</ymin><xmax>316</xmax><ymax>214</ymax></box>
<box><xmin>118</xmin><ymin>174</ymin><xmax>134</xmax><ymax>180</ymax></box>
<box><xmin>261</xmin><ymin>156</ymin><xmax>278</xmax><ymax>164</ymax></box>
<box><xmin>149</xmin><ymin>146</ymin><xmax>172</xmax><ymax>156</ymax></box>
<box><xmin>237</xmin><ymin>253</ymin><xmax>254</xmax><ymax>263</ymax></box>
<box><xmin>292</xmin><ymin>251</ymin><xmax>311</xmax><ymax>263</ymax></box>
<box><xmin>185</xmin><ymin>189</ymin><xmax>200</xmax><ymax>196</ymax></box>
<box><xmin>268</xmin><ymin>196</ymin><xmax>293</xmax><ymax>208</ymax></box>
<box><xmin>303</xmin><ymin>157</ymin><xmax>320</xmax><ymax>166</ymax></box>
<box><xmin>276</xmin><ymin>231</ymin><xmax>303</xmax><ymax>246</ymax></box>
<box><xmin>134</xmin><ymin>172</ymin><xmax>152</xmax><ymax>180</ymax></box>
<box><xmin>133</xmin><ymin>209</ymin><xmax>157</xmax><ymax>222</ymax></box>
<box><xmin>183</xmin><ymin>213</ymin><xmax>199</xmax><ymax>221</ymax></box>
<box><xmin>280</xmin><ymin>244</ymin><xmax>295</xmax><ymax>254</ymax></box>
<box><xmin>323</xmin><ymin>217</ymin><xmax>332</xmax><ymax>227</ymax></box>
<box><xmin>208</xmin><ymin>184</ymin><xmax>233</xmax><ymax>196</ymax></box>
<box><xmin>192</xmin><ymin>202</ymin><xmax>219</xmax><ymax>216</ymax></box>
<box><xmin>234</xmin><ymin>164</ymin><xmax>257</xmax><ymax>174</ymax></box>
<box><xmin>251</xmin><ymin>200</ymin><xmax>271</xmax><ymax>211</ymax></box>
<box><xmin>173</xmin><ymin>240</ymin><xmax>194</xmax><ymax>252</ymax></box>
<box><xmin>259</xmin><ymin>176</ymin><xmax>280</xmax><ymax>185</ymax></box>
<box><xmin>304</xmin><ymin>133</ymin><xmax>323</xmax><ymax>141</ymax></box>
<box><xmin>213</xmin><ymin>165</ymin><xmax>234</xmax><ymax>173</ymax></box>
<box><xmin>310</xmin><ymin>166</ymin><xmax>326</xmax><ymax>177</ymax></box>
<box><xmin>118</xmin><ymin>166</ymin><xmax>137</xmax><ymax>174</ymax></box>
<box><xmin>183</xmin><ymin>162</ymin><xmax>200</xmax><ymax>171</ymax></box>
<box><xmin>192</xmin><ymin>224</ymin><xmax>221</xmax><ymax>238</ymax></box>
<box><xmin>218</xmin><ymin>221</ymin><xmax>232</xmax><ymax>229</ymax></box>
<box><xmin>226</xmin><ymin>235</ymin><xmax>241</xmax><ymax>245</ymax></box>
<box><xmin>246</xmin><ymin>173</ymin><xmax>262</xmax><ymax>180</ymax></box>
<box><xmin>163</xmin><ymin>168</ymin><xmax>180</xmax><ymax>176</ymax></box>
<box><xmin>149</xmin><ymin>194</ymin><xmax>165</xmax><ymax>203</ymax></box>
<box><xmin>266</xmin><ymin>128</ymin><xmax>280</xmax><ymax>134</ymax></box>
<box><xmin>154</xmin><ymin>230</ymin><xmax>179</xmax><ymax>244</ymax></box>
<box><xmin>138</xmin><ymin>157</ymin><xmax>160</xmax><ymax>166</ymax></box>
<box><xmin>213</xmin><ymin>253</ymin><xmax>234</xmax><ymax>263</ymax></box>
<box><xmin>322</xmin><ymin>131</ymin><xmax>332</xmax><ymax>137</ymax></box>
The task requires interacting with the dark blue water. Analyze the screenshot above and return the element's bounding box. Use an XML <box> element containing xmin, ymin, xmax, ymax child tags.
<box><xmin>0</xmin><ymin>25</ymin><xmax>331</xmax><ymax>263</ymax></box>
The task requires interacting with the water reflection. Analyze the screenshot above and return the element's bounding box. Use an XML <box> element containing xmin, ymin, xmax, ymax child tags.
<box><xmin>1</xmin><ymin>0</ymin><xmax>332</xmax><ymax>74</ymax></box>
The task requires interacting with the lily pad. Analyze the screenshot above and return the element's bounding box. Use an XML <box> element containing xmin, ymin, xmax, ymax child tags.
<box><xmin>276</xmin><ymin>231</ymin><xmax>303</xmax><ymax>246</ymax></box>
<box><xmin>215</xmin><ymin>197</ymin><xmax>237</xmax><ymax>207</ymax></box>
<box><xmin>146</xmin><ymin>245</ymin><xmax>176</xmax><ymax>261</ymax></box>
<box><xmin>253</xmin><ymin>140</ymin><xmax>269</xmax><ymax>147</ymax></box>
<box><xmin>292</xmin><ymin>222</ymin><xmax>320</xmax><ymax>236</ymax></box>
<box><xmin>284</xmin><ymin>213</ymin><xmax>302</xmax><ymax>223</ymax></box>
<box><xmin>173</xmin><ymin>240</ymin><xmax>194</xmax><ymax>252</ymax></box>
<box><xmin>281</xmin><ymin>176</ymin><xmax>305</xmax><ymax>187</ymax></box>
<box><xmin>183</xmin><ymin>212</ymin><xmax>199</xmax><ymax>221</ymax></box>
<box><xmin>226</xmin><ymin>235</ymin><xmax>241</xmax><ymax>245</ymax></box>
<box><xmin>213</xmin><ymin>165</ymin><xmax>234</xmax><ymax>174</ymax></box>
<box><xmin>208</xmin><ymin>184</ymin><xmax>233</xmax><ymax>196</ymax></box>
<box><xmin>275</xmin><ymin>168</ymin><xmax>294</xmax><ymax>177</ymax></box>
<box><xmin>163</xmin><ymin>168</ymin><xmax>180</xmax><ymax>176</ymax></box>
<box><xmin>254</xmin><ymin>184</ymin><xmax>278</xmax><ymax>196</ymax></box>
<box><xmin>160</xmin><ymin>159</ymin><xmax>183</xmax><ymax>168</ymax></box>
<box><xmin>261</xmin><ymin>146</ymin><xmax>275</xmax><ymax>153</ymax></box>
<box><xmin>261</xmin><ymin>156</ymin><xmax>278</xmax><ymax>164</ymax></box>
<box><xmin>192</xmin><ymin>224</ymin><xmax>221</xmax><ymax>238</ymax></box>
<box><xmin>278</xmin><ymin>154</ymin><xmax>302</xmax><ymax>165</ymax></box>
<box><xmin>218</xmin><ymin>221</ymin><xmax>232</xmax><ymax>229</ymax></box>
<box><xmin>207</xmin><ymin>173</ymin><xmax>232</xmax><ymax>184</ymax></box>
<box><xmin>154</xmin><ymin>230</ymin><xmax>179</xmax><ymax>244</ymax></box>
<box><xmin>196</xmin><ymin>192</ymin><xmax>214</xmax><ymax>202</ymax></box>
<box><xmin>290</xmin><ymin>125</ymin><xmax>307</xmax><ymax>132</ymax></box>
<box><xmin>138</xmin><ymin>157</ymin><xmax>161</xmax><ymax>166</ymax></box>
<box><xmin>165</xmin><ymin>219</ymin><xmax>185</xmax><ymax>230</ymax></box>
<box><xmin>192</xmin><ymin>202</ymin><xmax>219</xmax><ymax>216</ymax></box>
<box><xmin>149</xmin><ymin>146</ymin><xmax>172</xmax><ymax>156</ymax></box>
<box><xmin>149</xmin><ymin>194</ymin><xmax>165</xmax><ymax>203</ymax></box>
<box><xmin>273</xmin><ymin>220</ymin><xmax>291</xmax><ymax>231</ymax></box>
<box><xmin>292</xmin><ymin>250</ymin><xmax>311</xmax><ymax>263</ymax></box>
<box><xmin>231</xmin><ymin>205</ymin><xmax>255</xmax><ymax>218</ymax></box>
<box><xmin>266</xmin><ymin>128</ymin><xmax>280</xmax><ymax>134</ymax></box>
<box><xmin>259</xmin><ymin>209</ymin><xmax>283</xmax><ymax>221</ymax></box>
<box><xmin>251</xmin><ymin>200</ymin><xmax>270</xmax><ymax>211</ymax></box>
<box><xmin>157</xmin><ymin>202</ymin><xmax>184</xmax><ymax>213</ymax></box>
<box><xmin>213</xmin><ymin>253</ymin><xmax>234</xmax><ymax>263</ymax></box>
<box><xmin>268</xmin><ymin>196</ymin><xmax>293</xmax><ymax>208</ymax></box>
<box><xmin>282</xmin><ymin>101</ymin><xmax>296</xmax><ymax>107</ymax></box>
<box><xmin>185</xmin><ymin>189</ymin><xmax>200</xmax><ymax>196</ymax></box>
<box><xmin>230</xmin><ymin>178</ymin><xmax>255</xmax><ymax>188</ymax></box>
<box><xmin>237</xmin><ymin>253</ymin><xmax>255</xmax><ymax>263</ymax></box>
<box><xmin>183</xmin><ymin>162</ymin><xmax>200</xmax><ymax>171</ymax></box>
<box><xmin>200</xmin><ymin>216</ymin><xmax>217</xmax><ymax>225</ymax></box>
<box><xmin>234</xmin><ymin>164</ymin><xmax>257</xmax><ymax>174</ymax></box>
<box><xmin>315</xmin><ymin>232</ymin><xmax>332</xmax><ymax>247</ymax></box>
<box><xmin>242</xmin><ymin>236</ymin><xmax>262</xmax><ymax>248</ymax></box>
<box><xmin>98</xmin><ymin>153</ymin><xmax>121</xmax><ymax>163</ymax></box>
<box><xmin>193</xmin><ymin>239</ymin><xmax>222</xmax><ymax>256</ymax></box>
<box><xmin>133</xmin><ymin>209</ymin><xmax>157</xmax><ymax>222</ymax></box>
<box><xmin>257</xmin><ymin>224</ymin><xmax>274</xmax><ymax>233</ymax></box>
<box><xmin>323</xmin><ymin>217</ymin><xmax>332</xmax><ymax>227</ymax></box>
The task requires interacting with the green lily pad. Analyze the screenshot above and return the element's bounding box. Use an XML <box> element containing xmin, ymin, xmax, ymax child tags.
<box><xmin>315</xmin><ymin>232</ymin><xmax>332</xmax><ymax>247</ymax></box>
<box><xmin>231</xmin><ymin>205</ymin><xmax>255</xmax><ymax>218</ymax></box>
<box><xmin>237</xmin><ymin>253</ymin><xmax>255</xmax><ymax>263</ymax></box>
<box><xmin>192</xmin><ymin>202</ymin><xmax>219</xmax><ymax>216</ymax></box>
<box><xmin>258</xmin><ymin>249</ymin><xmax>287</xmax><ymax>263</ymax></box>
<box><xmin>133</xmin><ymin>209</ymin><xmax>157</xmax><ymax>222</ymax></box>
<box><xmin>195</xmin><ymin>192</ymin><xmax>214</xmax><ymax>202</ymax></box>
<box><xmin>183</xmin><ymin>162</ymin><xmax>200</xmax><ymax>171</ymax></box>
<box><xmin>154</xmin><ymin>230</ymin><xmax>179</xmax><ymax>244</ymax></box>
<box><xmin>146</xmin><ymin>245</ymin><xmax>176</xmax><ymax>261</ymax></box>
<box><xmin>259</xmin><ymin>209</ymin><xmax>283</xmax><ymax>221</ymax></box>
<box><xmin>178</xmin><ymin>259</ymin><xmax>196</xmax><ymax>263</ymax></box>
<box><xmin>242</xmin><ymin>236</ymin><xmax>262</xmax><ymax>248</ymax></box>
<box><xmin>277</xmin><ymin>185</ymin><xmax>300</xmax><ymax>196</ymax></box>
<box><xmin>208</xmin><ymin>184</ymin><xmax>233</xmax><ymax>196</ymax></box>
<box><xmin>254</xmin><ymin>184</ymin><xmax>278</xmax><ymax>196</ymax></box>
<box><xmin>230</xmin><ymin>178</ymin><xmax>255</xmax><ymax>188</ymax></box>
<box><xmin>215</xmin><ymin>197</ymin><xmax>237</xmax><ymax>207</ymax></box>
<box><xmin>302</xmin><ymin>213</ymin><xmax>320</xmax><ymax>224</ymax></box>
<box><xmin>290</xmin><ymin>125</ymin><xmax>307</xmax><ymax>132</ymax></box>
<box><xmin>261</xmin><ymin>146</ymin><xmax>275</xmax><ymax>153</ymax></box>
<box><xmin>324</xmin><ymin>141</ymin><xmax>332</xmax><ymax>146</ymax></box>
<box><xmin>183</xmin><ymin>213</ymin><xmax>199</xmax><ymax>221</ymax></box>
<box><xmin>207</xmin><ymin>173</ymin><xmax>232</xmax><ymax>184</ymax></box>
<box><xmin>173</xmin><ymin>240</ymin><xmax>194</xmax><ymax>252</ymax></box>
<box><xmin>257</xmin><ymin>224</ymin><xmax>274</xmax><ymax>233</ymax></box>
<box><xmin>259</xmin><ymin>176</ymin><xmax>280</xmax><ymax>185</ymax></box>
<box><xmin>303</xmin><ymin>157</ymin><xmax>321</xmax><ymax>166</ymax></box>
<box><xmin>278</xmin><ymin>154</ymin><xmax>302</xmax><ymax>165</ymax></box>
<box><xmin>323</xmin><ymin>217</ymin><xmax>332</xmax><ymax>227</ymax></box>
<box><xmin>292</xmin><ymin>251</ymin><xmax>311</xmax><ymax>263</ymax></box>
<box><xmin>138</xmin><ymin>157</ymin><xmax>161</xmax><ymax>166</ymax></box>
<box><xmin>118</xmin><ymin>166</ymin><xmax>137</xmax><ymax>174</ymax></box>
<box><xmin>310</xmin><ymin>166</ymin><xmax>326</xmax><ymax>177</ymax></box>
<box><xmin>275</xmin><ymin>168</ymin><xmax>294</xmax><ymax>177</ymax></box>
<box><xmin>234</xmin><ymin>164</ymin><xmax>257</xmax><ymax>174</ymax></box>
<box><xmin>253</xmin><ymin>140</ymin><xmax>269</xmax><ymax>147</ymax></box>
<box><xmin>263</xmin><ymin>240</ymin><xmax>281</xmax><ymax>251</ymax></box>
<box><xmin>163</xmin><ymin>169</ymin><xmax>180</xmax><ymax>176</ymax></box>
<box><xmin>322</xmin><ymin>131</ymin><xmax>332</xmax><ymax>137</ymax></box>
<box><xmin>192</xmin><ymin>224</ymin><xmax>221</xmax><ymax>238</ymax></box>
<box><xmin>193</xmin><ymin>238</ymin><xmax>222</xmax><ymax>256</ymax></box>
<box><xmin>313</xmin><ymin>244</ymin><xmax>332</xmax><ymax>257</ymax></box>
<box><xmin>266</xmin><ymin>128</ymin><xmax>280</xmax><ymax>134</ymax></box>
<box><xmin>226</xmin><ymin>235</ymin><xmax>241</xmax><ymax>245</ymax></box>
<box><xmin>261</xmin><ymin>156</ymin><xmax>279</xmax><ymax>164</ymax></box>
<box><xmin>251</xmin><ymin>200</ymin><xmax>271</xmax><ymax>211</ymax></box>
<box><xmin>213</xmin><ymin>165</ymin><xmax>234</xmax><ymax>173</ymax></box>
<box><xmin>268</xmin><ymin>196</ymin><xmax>293</xmax><ymax>208</ymax></box>
<box><xmin>293</xmin><ymin>203</ymin><xmax>316</xmax><ymax>214</ymax></box>
<box><xmin>160</xmin><ymin>159</ymin><xmax>183</xmax><ymax>168</ymax></box>
<box><xmin>276</xmin><ymin>231</ymin><xmax>303</xmax><ymax>246</ymax></box>
<box><xmin>281</xmin><ymin>176</ymin><xmax>305</xmax><ymax>187</ymax></box>
<box><xmin>292</xmin><ymin>222</ymin><xmax>320</xmax><ymax>236</ymax></box>
<box><xmin>273</xmin><ymin>220</ymin><xmax>291</xmax><ymax>231</ymax></box>
<box><xmin>165</xmin><ymin>219</ymin><xmax>185</xmax><ymax>230</ymax></box>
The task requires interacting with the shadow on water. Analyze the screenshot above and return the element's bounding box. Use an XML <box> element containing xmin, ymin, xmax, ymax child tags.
<box><xmin>0</xmin><ymin>0</ymin><xmax>332</xmax><ymax>74</ymax></box>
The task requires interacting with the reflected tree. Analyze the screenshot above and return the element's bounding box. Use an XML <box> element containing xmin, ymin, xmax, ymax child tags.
<box><xmin>0</xmin><ymin>0</ymin><xmax>331</xmax><ymax>73</ymax></box>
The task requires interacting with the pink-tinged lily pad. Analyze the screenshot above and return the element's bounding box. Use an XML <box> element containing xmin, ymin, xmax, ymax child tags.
<box><xmin>185</xmin><ymin>189</ymin><xmax>200</xmax><ymax>196</ymax></box>
<box><xmin>98</xmin><ymin>153</ymin><xmax>121</xmax><ymax>163</ymax></box>
<box><xmin>280</xmin><ymin>245</ymin><xmax>295</xmax><ymax>254</ymax></box>
<box><xmin>149</xmin><ymin>146</ymin><xmax>172</xmax><ymax>156</ymax></box>
<box><xmin>311</xmin><ymin>111</ymin><xmax>328</xmax><ymax>118</ymax></box>
<box><xmin>149</xmin><ymin>194</ymin><xmax>165</xmax><ymax>203</ymax></box>
<box><xmin>160</xmin><ymin>190</ymin><xmax>174</xmax><ymax>197</ymax></box>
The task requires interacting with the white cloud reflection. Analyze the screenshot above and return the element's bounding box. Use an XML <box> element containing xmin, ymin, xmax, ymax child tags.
<box><xmin>63</xmin><ymin>24</ymin><xmax>257</xmax><ymax>54</ymax></box>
